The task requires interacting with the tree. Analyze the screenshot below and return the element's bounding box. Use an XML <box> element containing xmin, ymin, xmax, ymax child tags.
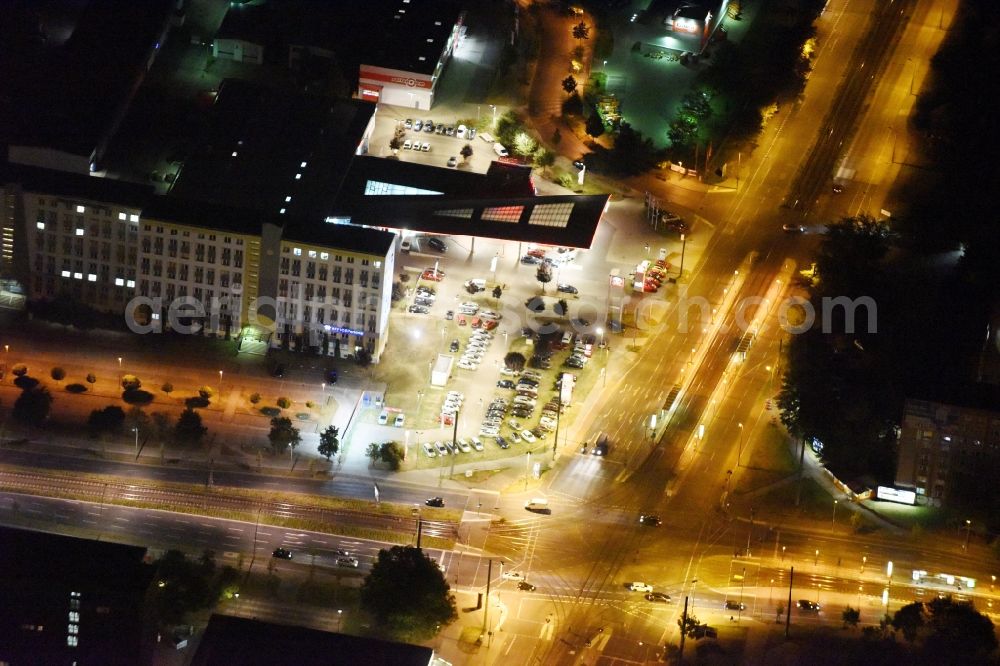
<box><xmin>585</xmin><ymin>112</ymin><xmax>605</xmax><ymax>139</ymax></box>
<box><xmin>88</xmin><ymin>405</ymin><xmax>125</xmax><ymax>437</ymax></box>
<box><xmin>11</xmin><ymin>364</ymin><xmax>27</xmax><ymax>377</ymax></box>
<box><xmin>366</xmin><ymin>442</ymin><xmax>382</xmax><ymax>466</ymax></box>
<box><xmin>13</xmin><ymin>387</ymin><xmax>52</xmax><ymax>428</ymax></box>
<box><xmin>562</xmin><ymin>75</ymin><xmax>578</xmax><ymax>94</ymax></box>
<box><xmin>776</xmin><ymin>602</ymin><xmax>785</xmax><ymax>623</ymax></box>
<box><xmin>360</xmin><ymin>545</ymin><xmax>457</xmax><ymax>641</ymax></box>
<box><xmin>268</xmin><ymin>416</ymin><xmax>301</xmax><ymax>455</ymax></box>
<box><xmin>161</xmin><ymin>382</ymin><xmax>173</xmax><ymax>395</ymax></box>
<box><xmin>125</xmin><ymin>406</ymin><xmax>150</xmax><ymax>434</ymax></box>
<box><xmin>535</xmin><ymin>149</ymin><xmax>556</xmax><ymax>171</ymax></box>
<box><xmin>86</xmin><ymin>373</ymin><xmax>96</xmax><ymax>386</ymax></box>
<box><xmin>151</xmin><ymin>412</ymin><xmax>172</xmax><ymax>442</ymax></box>
<box><xmin>356</xmin><ymin>349</ymin><xmax>373</xmax><ymax>367</ymax></box>
<box><xmin>536</xmin><ymin>265</ymin><xmax>552</xmax><ymax>292</ymax></box>
<box><xmin>50</xmin><ymin>367</ymin><xmax>65</xmax><ymax>382</ymax></box>
<box><xmin>318</xmin><ymin>425</ymin><xmax>340</xmax><ymax>461</ymax></box>
<box><xmin>554</xmin><ymin>299</ymin><xmax>569</xmax><ymax>317</ymax></box>
<box><xmin>677</xmin><ymin>613</ymin><xmax>702</xmax><ymax>638</ymax></box>
<box><xmin>572</xmin><ymin>21</ymin><xmax>590</xmax><ymax>40</ymax></box>
<box><xmin>492</xmin><ymin>286</ymin><xmax>503</xmax><ymax>301</ymax></box>
<box><xmin>504</xmin><ymin>352</ymin><xmax>526</xmax><ymax>372</ymax></box>
<box><xmin>460</xmin><ymin>143</ymin><xmax>473</xmax><ymax>162</ymax></box>
<box><xmin>121</xmin><ymin>374</ymin><xmax>141</xmax><ymax>391</ymax></box>
<box><xmin>922</xmin><ymin>597</ymin><xmax>997</xmax><ymax>662</ymax></box>
<box><xmin>249</xmin><ymin>392</ymin><xmax>262</xmax><ymax>405</ymax></box>
<box><xmin>892</xmin><ymin>602</ymin><xmax>925</xmax><ymax>643</ymax></box>
<box><xmin>379</xmin><ymin>441</ymin><xmax>405</xmax><ymax>471</ymax></box>
<box><xmin>842</xmin><ymin>606</ymin><xmax>860</xmax><ymax>628</ymax></box>
<box><xmin>276</xmin><ymin>397</ymin><xmax>291</xmax><ymax>409</ymax></box>
<box><xmin>389</xmin><ymin>135</ymin><xmax>402</xmax><ymax>152</ymax></box>
<box><xmin>174</xmin><ymin>408</ymin><xmax>206</xmax><ymax>446</ymax></box>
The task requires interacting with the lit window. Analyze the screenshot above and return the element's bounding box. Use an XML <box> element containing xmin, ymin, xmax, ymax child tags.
<box><xmin>69</xmin><ymin>612</ymin><xmax>79</xmax><ymax>622</ymax></box>
<box><xmin>295</xmin><ymin>173</ymin><xmax>302</xmax><ymax>180</ymax></box>
<box><xmin>320</xmin><ymin>252</ymin><xmax>329</xmax><ymax>260</ymax></box>
<box><xmin>115</xmin><ymin>278</ymin><xmax>124</xmax><ymax>286</ymax></box>
<box><xmin>293</xmin><ymin>248</ymin><xmax>302</xmax><ymax>256</ymax></box>
<box><xmin>36</xmin><ymin>222</ymin><xmax>45</xmax><ymax>230</ymax></box>
<box><xmin>285</xmin><ymin>196</ymin><xmax>292</xmax><ymax>202</ymax></box>
<box><xmin>67</xmin><ymin>636</ymin><xmax>78</xmax><ymax>647</ymax></box>
<box><xmin>76</xmin><ymin>205</ymin><xmax>85</xmax><ymax>213</ymax></box>
<box><xmin>300</xmin><ymin>161</ymin><xmax>307</xmax><ymax>168</ymax></box>
<box><xmin>87</xmin><ymin>274</ymin><xmax>97</xmax><ymax>282</ymax></box>
<box><xmin>130</xmin><ymin>214</ymin><xmax>139</xmax><ymax>222</ymax></box>
<box><xmin>70</xmin><ymin>592</ymin><xmax>81</xmax><ymax>598</ymax></box>
<box><xmin>75</xmin><ymin>228</ymin><xmax>84</xmax><ymax>236</ymax></box>
<box><xmin>374</xmin><ymin>261</ymin><xmax>382</xmax><ymax>268</ymax></box>
<box><xmin>118</xmin><ymin>212</ymin><xmax>126</xmax><ymax>220</ymax></box>
<box><xmin>231</xmin><ymin>151</ymin><xmax>238</xmax><ymax>157</ymax></box>
<box><xmin>61</xmin><ymin>270</ymin><xmax>71</xmax><ymax>278</ymax></box>
<box><xmin>127</xmin><ymin>280</ymin><xmax>135</xmax><ymax>288</ymax></box>
<box><xmin>308</xmin><ymin>250</ymin><xmax>317</xmax><ymax>258</ymax></box>
<box><xmin>279</xmin><ymin>208</ymin><xmax>286</xmax><ymax>214</ymax></box>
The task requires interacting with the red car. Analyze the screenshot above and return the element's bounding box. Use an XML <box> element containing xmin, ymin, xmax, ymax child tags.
<box><xmin>457</xmin><ymin>314</ymin><xmax>467</xmax><ymax>326</ymax></box>
<box><xmin>527</xmin><ymin>248</ymin><xmax>546</xmax><ymax>258</ymax></box>
<box><xmin>470</xmin><ymin>317</ymin><xmax>482</xmax><ymax>328</ymax></box>
<box><xmin>421</xmin><ymin>270</ymin><xmax>444</xmax><ymax>282</ymax></box>
<box><xmin>483</xmin><ymin>319</ymin><xmax>499</xmax><ymax>331</ymax></box>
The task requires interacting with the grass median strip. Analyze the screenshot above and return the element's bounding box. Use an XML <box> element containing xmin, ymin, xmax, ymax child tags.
<box><xmin>0</xmin><ymin>463</ymin><xmax>457</xmax><ymax>550</ymax></box>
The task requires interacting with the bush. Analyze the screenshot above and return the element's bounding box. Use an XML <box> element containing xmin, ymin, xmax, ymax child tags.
<box><xmin>65</xmin><ymin>383</ymin><xmax>88</xmax><ymax>394</ymax></box>
<box><xmin>11</xmin><ymin>364</ymin><xmax>27</xmax><ymax>377</ymax></box>
<box><xmin>161</xmin><ymin>382</ymin><xmax>173</xmax><ymax>394</ymax></box>
<box><xmin>306</xmin><ymin>401</ymin><xmax>316</xmax><ymax>409</ymax></box>
<box><xmin>198</xmin><ymin>386</ymin><xmax>215</xmax><ymax>401</ymax></box>
<box><xmin>50</xmin><ymin>367</ymin><xmax>66</xmax><ymax>381</ymax></box>
<box><xmin>121</xmin><ymin>374</ymin><xmax>141</xmax><ymax>391</ymax></box>
<box><xmin>185</xmin><ymin>396</ymin><xmax>209</xmax><ymax>409</ymax></box>
<box><xmin>14</xmin><ymin>376</ymin><xmax>39</xmax><ymax>390</ymax></box>
<box><xmin>123</xmin><ymin>388</ymin><xmax>154</xmax><ymax>405</ymax></box>
<box><xmin>276</xmin><ymin>397</ymin><xmax>291</xmax><ymax>409</ymax></box>
<box><xmin>86</xmin><ymin>373</ymin><xmax>96</xmax><ymax>385</ymax></box>
<box><xmin>249</xmin><ymin>393</ymin><xmax>262</xmax><ymax>405</ymax></box>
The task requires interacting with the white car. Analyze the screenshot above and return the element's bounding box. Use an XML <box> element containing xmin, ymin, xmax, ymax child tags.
<box><xmin>514</xmin><ymin>396</ymin><xmax>536</xmax><ymax>407</ymax></box>
<box><xmin>460</xmin><ymin>302</ymin><xmax>479</xmax><ymax>311</ymax></box>
<box><xmin>470</xmin><ymin>437</ymin><xmax>484</xmax><ymax>452</ymax></box>
<box><xmin>457</xmin><ymin>439</ymin><xmax>472</xmax><ymax>453</ymax></box>
<box><xmin>480</xmin><ymin>426</ymin><xmax>500</xmax><ymax>436</ymax></box>
<box><xmin>628</xmin><ymin>582</ymin><xmax>654</xmax><ymax>593</ymax></box>
<box><xmin>507</xmin><ymin>419</ymin><xmax>522</xmax><ymax>430</ymax></box>
<box><xmin>421</xmin><ymin>142</ymin><xmax>431</xmax><ymax>152</ymax></box>
<box><xmin>447</xmin><ymin>391</ymin><xmax>464</xmax><ymax>401</ymax></box>
<box><xmin>521</xmin><ymin>430</ymin><xmax>537</xmax><ymax>443</ymax></box>
<box><xmin>502</xmin><ymin>571</ymin><xmax>525</xmax><ymax>582</ymax></box>
<box><xmin>434</xmin><ymin>441</ymin><xmax>450</xmax><ymax>456</ymax></box>
<box><xmin>422</xmin><ymin>442</ymin><xmax>437</xmax><ymax>458</ymax></box>
<box><xmin>510</xmin><ymin>431</ymin><xmax>522</xmax><ymax>443</ymax></box>
<box><xmin>402</xmin><ymin>139</ymin><xmax>412</xmax><ymax>150</ymax></box>
<box><xmin>458</xmin><ymin>360</ymin><xmax>478</xmax><ymax>370</ymax></box>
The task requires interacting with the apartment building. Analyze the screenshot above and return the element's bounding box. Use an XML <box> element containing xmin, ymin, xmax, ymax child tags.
<box><xmin>895</xmin><ymin>398</ymin><xmax>1000</xmax><ymax>506</ymax></box>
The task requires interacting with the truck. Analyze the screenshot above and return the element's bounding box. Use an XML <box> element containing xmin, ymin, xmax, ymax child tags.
<box><xmin>431</xmin><ymin>354</ymin><xmax>453</xmax><ymax>387</ymax></box>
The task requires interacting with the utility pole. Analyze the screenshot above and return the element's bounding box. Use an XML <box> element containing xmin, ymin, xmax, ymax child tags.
<box><xmin>795</xmin><ymin>436</ymin><xmax>806</xmax><ymax>506</ymax></box>
<box><xmin>416</xmin><ymin>517</ymin><xmax>423</xmax><ymax>548</ymax></box>
<box><xmin>785</xmin><ymin>567</ymin><xmax>794</xmax><ymax>637</ymax></box>
<box><xmin>552</xmin><ymin>390</ymin><xmax>562</xmax><ymax>459</ymax></box>
<box><xmin>678</xmin><ymin>596</ymin><xmax>689</xmax><ymax>664</ymax></box>
<box><xmin>482</xmin><ymin>560</ymin><xmax>493</xmax><ymax>642</ymax></box>
<box><xmin>449</xmin><ymin>410</ymin><xmax>460</xmax><ymax>480</ymax></box>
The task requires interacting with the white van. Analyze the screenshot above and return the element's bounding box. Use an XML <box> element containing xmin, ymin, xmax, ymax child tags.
<box><xmin>394</xmin><ymin>413</ymin><xmax>405</xmax><ymax>427</ymax></box>
<box><xmin>525</xmin><ymin>498</ymin><xmax>550</xmax><ymax>513</ymax></box>
<box><xmin>479</xmin><ymin>132</ymin><xmax>495</xmax><ymax>143</ymax></box>
<box><xmin>457</xmin><ymin>124</ymin><xmax>467</xmax><ymax>139</ymax></box>
<box><xmin>493</xmin><ymin>143</ymin><xmax>509</xmax><ymax>157</ymax></box>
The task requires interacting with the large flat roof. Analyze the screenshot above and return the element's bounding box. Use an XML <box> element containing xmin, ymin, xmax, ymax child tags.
<box><xmin>170</xmin><ymin>79</ymin><xmax>375</xmax><ymax>223</ymax></box>
<box><xmin>0</xmin><ymin>527</ymin><xmax>154</xmax><ymax>666</ymax></box>
<box><xmin>0</xmin><ymin>0</ymin><xmax>173</xmax><ymax>158</ymax></box>
<box><xmin>192</xmin><ymin>614</ymin><xmax>434</xmax><ymax>666</ymax></box>
<box><xmin>216</xmin><ymin>0</ymin><xmax>462</xmax><ymax>77</ymax></box>
<box><xmin>0</xmin><ymin>161</ymin><xmax>153</xmax><ymax>209</ymax></box>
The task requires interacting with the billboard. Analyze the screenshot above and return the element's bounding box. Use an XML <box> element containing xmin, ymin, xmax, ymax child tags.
<box><xmin>876</xmin><ymin>486</ymin><xmax>916</xmax><ymax>505</ymax></box>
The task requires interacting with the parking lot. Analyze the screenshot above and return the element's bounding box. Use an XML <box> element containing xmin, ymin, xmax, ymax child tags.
<box><xmin>368</xmin><ymin>233</ymin><xmax>621</xmax><ymax>466</ymax></box>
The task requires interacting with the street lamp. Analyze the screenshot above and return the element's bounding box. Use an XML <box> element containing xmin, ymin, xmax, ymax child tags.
<box><xmin>218</xmin><ymin>370</ymin><xmax>223</xmax><ymax>396</ymax></box>
<box><xmin>132</xmin><ymin>426</ymin><xmax>139</xmax><ymax>453</ymax></box>
<box><xmin>117</xmin><ymin>356</ymin><xmax>123</xmax><ymax>388</ymax></box>
<box><xmin>489</xmin><ymin>104</ymin><xmax>497</xmax><ymax>129</ymax></box>
<box><xmin>736</xmin><ymin>422</ymin><xmax>745</xmax><ymax>467</ymax></box>
<box><xmin>814</xmin><ymin>549</ymin><xmax>819</xmax><ymax>566</ymax></box>
<box><xmin>679</xmin><ymin>234</ymin><xmax>687</xmax><ymax>279</ymax></box>
<box><xmin>963</xmin><ymin>519</ymin><xmax>972</xmax><ymax>551</ymax></box>
<box><xmin>832</xmin><ymin>500</ymin><xmax>838</xmax><ymax>524</ymax></box>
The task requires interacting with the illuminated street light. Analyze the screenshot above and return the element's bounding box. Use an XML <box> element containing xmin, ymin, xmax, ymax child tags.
<box><xmin>832</xmin><ymin>500</ymin><xmax>838</xmax><ymax>524</ymax></box>
<box><xmin>118</xmin><ymin>356</ymin><xmax>123</xmax><ymax>387</ymax></box>
<box><xmin>736</xmin><ymin>423</ymin><xmax>745</xmax><ymax>467</ymax></box>
<box><xmin>218</xmin><ymin>370</ymin><xmax>223</xmax><ymax>396</ymax></box>
<box><xmin>963</xmin><ymin>519</ymin><xmax>972</xmax><ymax>551</ymax></box>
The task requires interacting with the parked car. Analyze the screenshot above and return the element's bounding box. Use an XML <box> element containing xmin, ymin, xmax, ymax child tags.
<box><xmin>797</xmin><ymin>600</ymin><xmax>821</xmax><ymax>612</ymax></box>
<box><xmin>470</xmin><ymin>437</ymin><xmax>484</xmax><ymax>452</ymax></box>
<box><xmin>450</xmin><ymin>339</ymin><xmax>460</xmax><ymax>352</ymax></box>
<box><xmin>408</xmin><ymin>305</ymin><xmax>430</xmax><ymax>314</ymax></box>
<box><xmin>640</xmin><ymin>514</ymin><xmax>661</xmax><ymax>527</ymax></box>
<box><xmin>521</xmin><ymin>430</ymin><xmax>536</xmax><ymax>443</ymax></box>
<box><xmin>494</xmin><ymin>436</ymin><xmax>509</xmax><ymax>449</ymax></box>
<box><xmin>413</xmin><ymin>119</ymin><xmax>423</xmax><ymax>131</ymax></box>
<box><xmin>426</xmin><ymin>497</ymin><xmax>445</xmax><ymax>507</ymax></box>
<box><xmin>422</xmin><ymin>442</ymin><xmax>437</xmax><ymax>458</ymax></box>
<box><xmin>421</xmin><ymin>270</ymin><xmax>444</xmax><ymax>281</ymax></box>
<box><xmin>447</xmin><ymin>156</ymin><xmax>458</xmax><ymax>168</ymax></box>
<box><xmin>556</xmin><ymin>283</ymin><xmax>578</xmax><ymax>294</ymax></box>
<box><xmin>434</xmin><ymin>441</ymin><xmax>449</xmax><ymax>456</ymax></box>
<box><xmin>456</xmin><ymin>439</ymin><xmax>472</xmax><ymax>453</ymax></box>
<box><xmin>428</xmin><ymin>237</ymin><xmax>448</xmax><ymax>252</ymax></box>
<box><xmin>520</xmin><ymin>255</ymin><xmax>541</xmax><ymax>265</ymax></box>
